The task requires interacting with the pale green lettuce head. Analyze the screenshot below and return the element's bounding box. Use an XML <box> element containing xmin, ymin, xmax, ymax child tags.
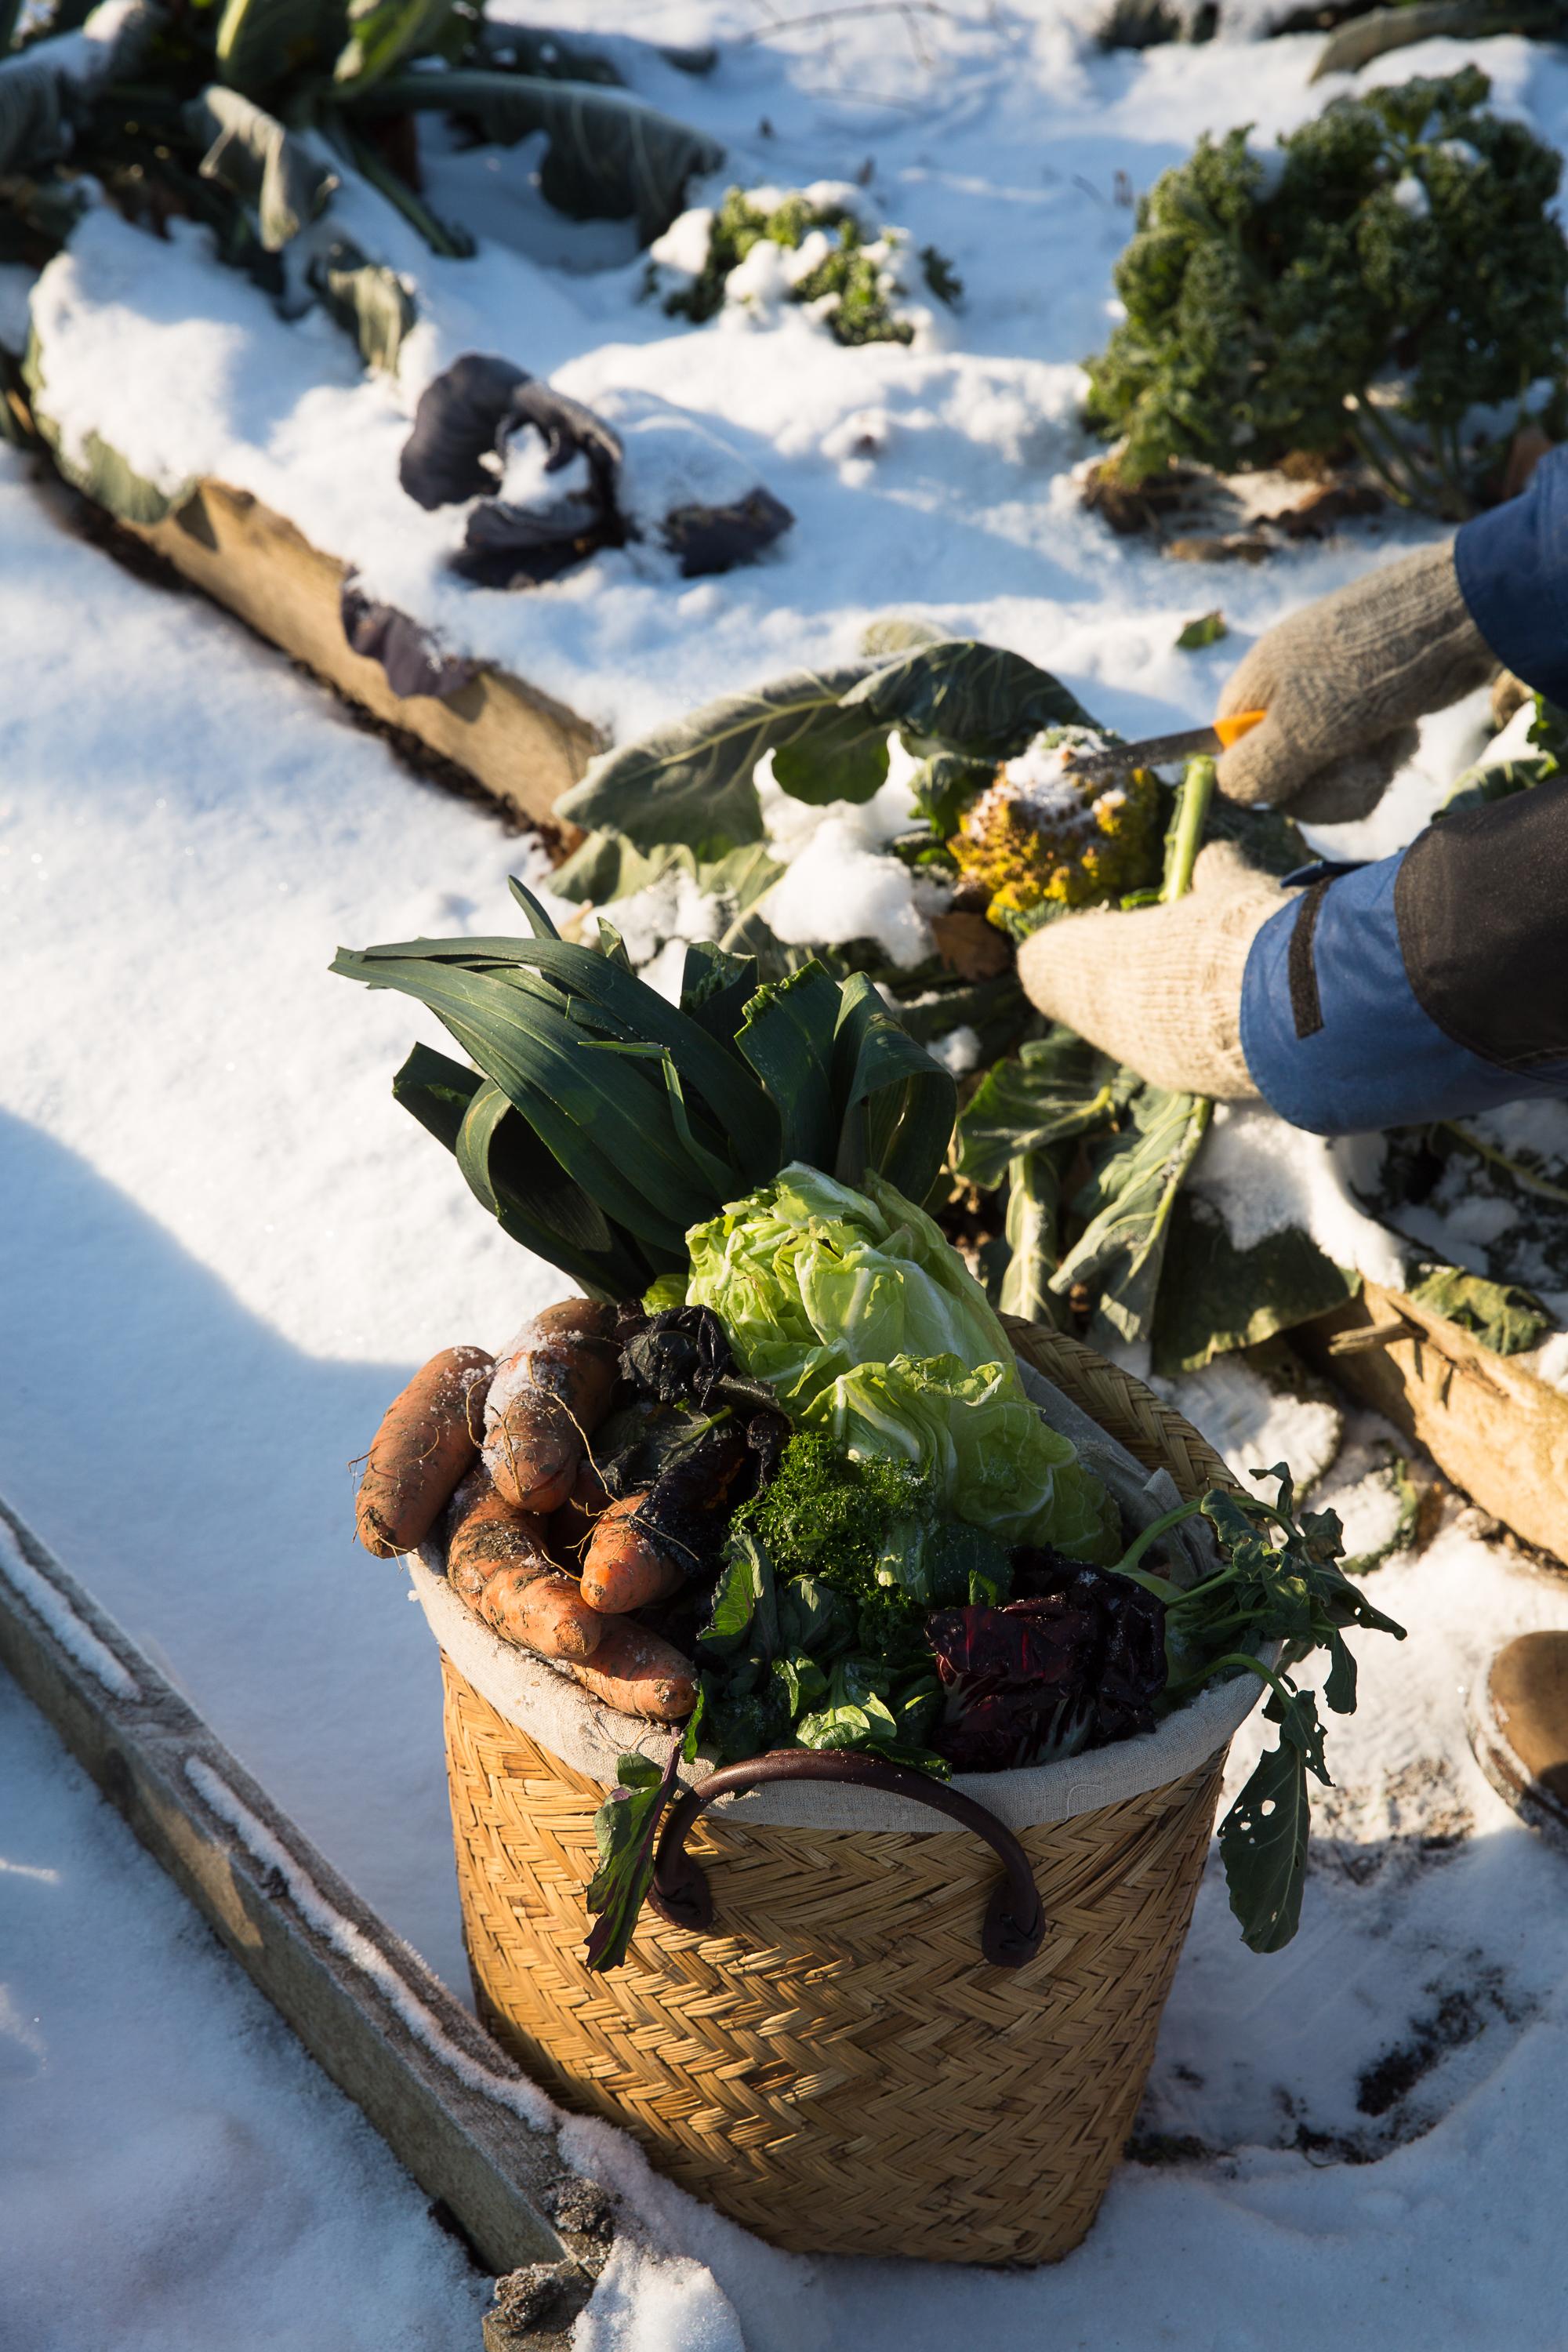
<box><xmin>802</xmin><ymin>1354</ymin><xmax>1117</xmax><ymax>1563</ymax></box>
<box><xmin>684</xmin><ymin>1164</ymin><xmax>1116</xmax><ymax>1562</ymax></box>
<box><xmin>684</xmin><ymin>1163</ymin><xmax>1012</xmax><ymax>1403</ymax></box>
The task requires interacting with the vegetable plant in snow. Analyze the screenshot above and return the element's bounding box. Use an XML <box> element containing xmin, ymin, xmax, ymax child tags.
<box><xmin>947</xmin><ymin>728</ymin><xmax>1163</xmax><ymax>933</ymax></box>
<box><xmin>1084</xmin><ymin>69</ymin><xmax>1568</xmax><ymax>517</ymax></box>
<box><xmin>0</xmin><ymin>0</ymin><xmax>722</xmax><ymax>376</ymax></box>
<box><xmin>646</xmin><ymin>182</ymin><xmax>960</xmax><ymax>347</ymax></box>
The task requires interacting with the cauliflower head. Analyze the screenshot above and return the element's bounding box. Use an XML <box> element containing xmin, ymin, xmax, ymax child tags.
<box><xmin>949</xmin><ymin>728</ymin><xmax>1162</xmax><ymax>929</ymax></box>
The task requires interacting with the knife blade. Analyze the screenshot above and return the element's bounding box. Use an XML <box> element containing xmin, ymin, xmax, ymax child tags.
<box><xmin>1062</xmin><ymin>709</ymin><xmax>1266</xmax><ymax>786</ymax></box>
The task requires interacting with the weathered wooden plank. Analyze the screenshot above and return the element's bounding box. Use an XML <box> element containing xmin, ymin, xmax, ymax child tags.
<box><xmin>1297</xmin><ymin>1281</ymin><xmax>1568</xmax><ymax>1563</ymax></box>
<box><xmin>0</xmin><ymin>1497</ymin><xmax>614</xmax><ymax>2344</ymax></box>
<box><xmin>125</xmin><ymin>481</ymin><xmax>603</xmax><ymax>830</ymax></box>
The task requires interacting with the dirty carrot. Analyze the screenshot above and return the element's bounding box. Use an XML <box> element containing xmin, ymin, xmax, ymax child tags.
<box><xmin>357</xmin><ymin>1345</ymin><xmax>492</xmax><ymax>1558</ymax></box>
<box><xmin>487</xmin><ymin>1300</ymin><xmax>621</xmax><ymax>1514</ymax></box>
<box><xmin>580</xmin><ymin>1494</ymin><xmax>687</xmax><ymax>1613</ymax></box>
<box><xmin>477</xmin><ymin>1563</ymin><xmax>606</xmax><ymax>1663</ymax></box>
<box><xmin>569</xmin><ymin>1622</ymin><xmax>698</xmax><ymax>1722</ymax></box>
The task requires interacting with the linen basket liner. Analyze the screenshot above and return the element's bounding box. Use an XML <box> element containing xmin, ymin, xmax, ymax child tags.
<box><xmin>410</xmin><ymin>1356</ymin><xmax>1267</xmax><ymax>1833</ymax></box>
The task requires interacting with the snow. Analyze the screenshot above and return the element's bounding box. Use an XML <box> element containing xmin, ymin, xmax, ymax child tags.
<box><xmin>1191</xmin><ymin>1104</ymin><xmax>1410</xmax><ymax>1289</ymax></box>
<box><xmin>8</xmin><ymin>2</ymin><xmax>1568</xmax><ymax>2341</ymax></box>
<box><xmin>0</xmin><ymin>1677</ymin><xmax>490</xmax><ymax>2351</ymax></box>
<box><xmin>0</xmin><ymin>1515</ymin><xmax>140</xmax><ymax>1698</ymax></box>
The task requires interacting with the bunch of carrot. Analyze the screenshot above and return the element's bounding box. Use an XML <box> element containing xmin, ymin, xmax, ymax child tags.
<box><xmin>354</xmin><ymin>1301</ymin><xmax>699</xmax><ymax>1722</ymax></box>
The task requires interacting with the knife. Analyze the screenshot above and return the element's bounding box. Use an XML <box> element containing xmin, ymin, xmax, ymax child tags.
<box><xmin>1062</xmin><ymin>708</ymin><xmax>1267</xmax><ymax>786</ymax></box>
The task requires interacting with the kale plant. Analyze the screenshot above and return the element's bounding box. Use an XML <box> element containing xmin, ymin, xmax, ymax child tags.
<box><xmin>1084</xmin><ymin>69</ymin><xmax>1568</xmax><ymax>515</ymax></box>
<box><xmin>652</xmin><ymin>183</ymin><xmax>959</xmax><ymax>346</ymax></box>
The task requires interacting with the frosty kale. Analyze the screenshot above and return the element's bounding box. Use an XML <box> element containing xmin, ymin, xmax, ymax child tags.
<box><xmin>651</xmin><ymin>183</ymin><xmax>959</xmax><ymax>346</ymax></box>
<box><xmin>1085</xmin><ymin>69</ymin><xmax>1568</xmax><ymax>515</ymax></box>
<box><xmin>948</xmin><ymin>728</ymin><xmax>1164</xmax><ymax>932</ymax></box>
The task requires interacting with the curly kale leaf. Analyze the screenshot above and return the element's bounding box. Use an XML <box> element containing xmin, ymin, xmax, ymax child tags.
<box><xmin>1085</xmin><ymin>69</ymin><xmax>1568</xmax><ymax>509</ymax></box>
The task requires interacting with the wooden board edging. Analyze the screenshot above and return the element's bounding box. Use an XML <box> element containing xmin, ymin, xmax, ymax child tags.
<box><xmin>129</xmin><ymin>481</ymin><xmax>603</xmax><ymax>830</ymax></box>
<box><xmin>0</xmin><ymin>1496</ymin><xmax>619</xmax><ymax>2347</ymax></box>
<box><xmin>1297</xmin><ymin>1281</ymin><xmax>1568</xmax><ymax>1564</ymax></box>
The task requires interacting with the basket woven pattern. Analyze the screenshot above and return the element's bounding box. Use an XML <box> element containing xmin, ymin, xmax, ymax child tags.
<box><xmin>435</xmin><ymin>1325</ymin><xmax>1240</xmax><ymax>2265</ymax></box>
<box><xmin>445</xmin><ymin>1663</ymin><xmax>1224</xmax><ymax>2262</ymax></box>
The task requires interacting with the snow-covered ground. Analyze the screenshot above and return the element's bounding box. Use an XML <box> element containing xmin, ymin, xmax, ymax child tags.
<box><xmin>8</xmin><ymin>2</ymin><xmax>1568</xmax><ymax>2343</ymax></box>
<box><xmin>0</xmin><ymin>1675</ymin><xmax>492</xmax><ymax>2352</ymax></box>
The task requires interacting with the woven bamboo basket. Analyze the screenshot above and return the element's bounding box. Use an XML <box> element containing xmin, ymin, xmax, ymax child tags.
<box><xmin>424</xmin><ymin>1319</ymin><xmax>1254</xmax><ymax>2266</ymax></box>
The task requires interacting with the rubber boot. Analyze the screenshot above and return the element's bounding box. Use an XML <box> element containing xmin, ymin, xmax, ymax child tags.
<box><xmin>1467</xmin><ymin>1632</ymin><xmax>1568</xmax><ymax>1851</ymax></box>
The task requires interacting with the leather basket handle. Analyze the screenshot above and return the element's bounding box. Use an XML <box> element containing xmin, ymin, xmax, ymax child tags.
<box><xmin>648</xmin><ymin>1748</ymin><xmax>1046</xmax><ymax>1967</ymax></box>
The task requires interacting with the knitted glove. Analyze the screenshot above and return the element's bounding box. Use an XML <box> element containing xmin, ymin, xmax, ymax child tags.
<box><xmin>1014</xmin><ymin>842</ymin><xmax>1284</xmax><ymax>1099</ymax></box>
<box><xmin>1216</xmin><ymin>542</ymin><xmax>1494</xmax><ymax>824</ymax></box>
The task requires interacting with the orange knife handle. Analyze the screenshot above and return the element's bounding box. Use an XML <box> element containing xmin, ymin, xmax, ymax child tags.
<box><xmin>1214</xmin><ymin>708</ymin><xmax>1267</xmax><ymax>750</ymax></box>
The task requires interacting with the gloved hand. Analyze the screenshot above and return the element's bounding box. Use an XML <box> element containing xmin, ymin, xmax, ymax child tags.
<box><xmin>1216</xmin><ymin>541</ymin><xmax>1494</xmax><ymax>823</ymax></box>
<box><xmin>1014</xmin><ymin>842</ymin><xmax>1284</xmax><ymax>1098</ymax></box>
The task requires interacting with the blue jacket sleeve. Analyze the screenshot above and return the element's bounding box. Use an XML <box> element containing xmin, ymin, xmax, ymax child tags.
<box><xmin>1240</xmin><ymin>849</ymin><xmax>1568</xmax><ymax>1138</ymax></box>
<box><xmin>1454</xmin><ymin>445</ymin><xmax>1568</xmax><ymax>702</ymax></box>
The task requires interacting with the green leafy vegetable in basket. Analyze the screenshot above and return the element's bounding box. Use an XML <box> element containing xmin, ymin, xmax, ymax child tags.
<box><xmin>683</xmin><ymin>1163</ymin><xmax>1118</xmax><ymax>1560</ymax></box>
<box><xmin>1115</xmin><ymin>1465</ymin><xmax>1406</xmax><ymax>1951</ymax></box>
<box><xmin>332</xmin><ymin>882</ymin><xmax>955</xmax><ymax>1300</ymax></box>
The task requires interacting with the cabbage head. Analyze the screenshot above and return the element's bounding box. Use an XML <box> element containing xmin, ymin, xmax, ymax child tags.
<box><xmin>684</xmin><ymin>1165</ymin><xmax>1116</xmax><ymax>1561</ymax></box>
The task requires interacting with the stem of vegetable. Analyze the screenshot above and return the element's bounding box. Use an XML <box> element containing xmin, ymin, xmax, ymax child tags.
<box><xmin>1160</xmin><ymin>754</ymin><xmax>1215</xmax><ymax>905</ymax></box>
<box><xmin>322</xmin><ymin>113</ymin><xmax>477</xmax><ymax>258</ymax></box>
<box><xmin>1111</xmin><ymin>1494</ymin><xmax>1204</xmax><ymax>1597</ymax></box>
<box><xmin>1439</xmin><ymin>1121</ymin><xmax>1568</xmax><ymax>1208</ymax></box>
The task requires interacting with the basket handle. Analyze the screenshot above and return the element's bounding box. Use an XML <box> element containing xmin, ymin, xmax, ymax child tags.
<box><xmin>648</xmin><ymin>1749</ymin><xmax>1047</xmax><ymax>1967</ymax></box>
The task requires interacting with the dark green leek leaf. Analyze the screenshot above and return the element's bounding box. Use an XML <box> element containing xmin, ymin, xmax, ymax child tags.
<box><xmin>390</xmin><ymin>1039</ymin><xmax>481</xmax><ymax>1151</ymax></box>
<box><xmin>678</xmin><ymin>939</ymin><xmax>760</xmax><ymax>1054</ymax></box>
<box><xmin>455</xmin><ymin>1077</ymin><xmax>648</xmax><ymax>1298</ymax></box>
<box><xmin>330</xmin><ymin>949</ymin><xmax>716</xmax><ymax>1252</ymax></box>
<box><xmin>830</xmin><ymin>971</ymin><xmax>955</xmax><ymax>1203</ymax></box>
<box><xmin>339</xmin><ymin>930</ymin><xmax>778</xmax><ymax>1172</ymax></box>
<box><xmin>370</xmin><ymin>68</ymin><xmax>723</xmax><ymax>242</ymax></box>
<box><xmin>735</xmin><ymin>964</ymin><xmax>841</xmax><ymax>1173</ymax></box>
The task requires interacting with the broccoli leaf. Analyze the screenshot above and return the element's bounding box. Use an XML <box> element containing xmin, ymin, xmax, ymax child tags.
<box><xmin>1151</xmin><ymin>1192</ymin><xmax>1361</xmax><ymax>1375</ymax></box>
<box><xmin>955</xmin><ymin>1028</ymin><xmax>1135</xmax><ymax>1189</ymax></box>
<box><xmin>1051</xmin><ymin>1083</ymin><xmax>1211</xmax><ymax>1344</ymax></box>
